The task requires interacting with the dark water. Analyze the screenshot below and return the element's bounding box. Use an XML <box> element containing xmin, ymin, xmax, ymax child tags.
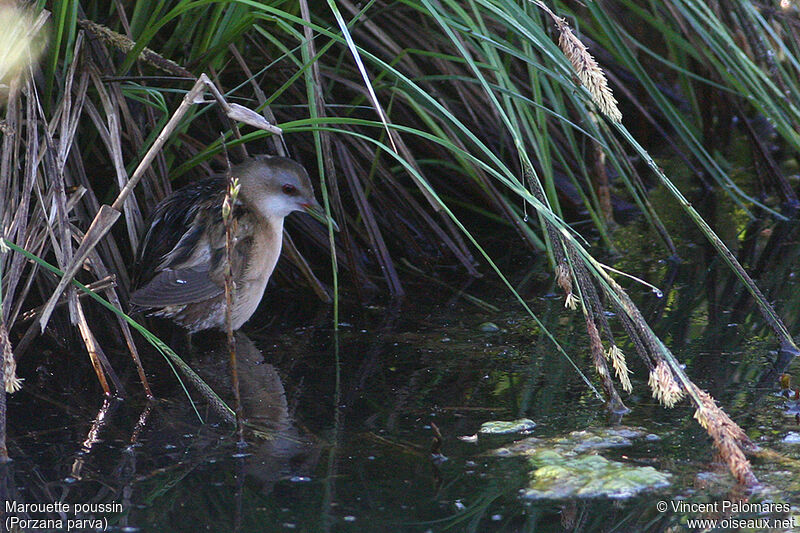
<box><xmin>4</xmin><ymin>187</ymin><xmax>800</xmax><ymax>532</ymax></box>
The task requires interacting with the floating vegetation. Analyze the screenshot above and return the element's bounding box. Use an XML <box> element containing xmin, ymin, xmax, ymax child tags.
<box><xmin>479</xmin><ymin>419</ymin><xmax>537</xmax><ymax>435</ymax></box>
<box><xmin>522</xmin><ymin>451</ymin><xmax>670</xmax><ymax>500</ymax></box>
<box><xmin>494</xmin><ymin>426</ymin><xmax>671</xmax><ymax>499</ymax></box>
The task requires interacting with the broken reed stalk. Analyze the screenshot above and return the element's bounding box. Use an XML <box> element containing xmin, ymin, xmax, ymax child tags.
<box><xmin>222</xmin><ymin>152</ymin><xmax>245</xmax><ymax>443</ymax></box>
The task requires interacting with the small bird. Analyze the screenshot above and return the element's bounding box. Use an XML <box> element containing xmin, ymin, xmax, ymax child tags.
<box><xmin>130</xmin><ymin>155</ymin><xmax>330</xmax><ymax>332</ymax></box>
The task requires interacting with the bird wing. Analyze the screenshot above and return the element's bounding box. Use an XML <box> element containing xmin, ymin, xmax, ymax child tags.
<box><xmin>130</xmin><ymin>176</ymin><xmax>254</xmax><ymax>309</ymax></box>
<box><xmin>131</xmin><ymin>177</ymin><xmax>226</xmax><ymax>288</ymax></box>
<box><xmin>129</xmin><ymin>266</ymin><xmax>223</xmax><ymax>307</ymax></box>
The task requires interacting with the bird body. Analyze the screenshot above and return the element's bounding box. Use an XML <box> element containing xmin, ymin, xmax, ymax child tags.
<box><xmin>130</xmin><ymin>156</ymin><xmax>325</xmax><ymax>332</ymax></box>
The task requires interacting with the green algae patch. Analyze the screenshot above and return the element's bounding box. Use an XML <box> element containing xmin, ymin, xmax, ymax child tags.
<box><xmin>503</xmin><ymin>426</ymin><xmax>649</xmax><ymax>454</ymax></box>
<box><xmin>522</xmin><ymin>450</ymin><xmax>670</xmax><ymax>499</ymax></box>
<box><xmin>492</xmin><ymin>426</ymin><xmax>670</xmax><ymax>499</ymax></box>
<box><xmin>479</xmin><ymin>419</ymin><xmax>537</xmax><ymax>435</ymax></box>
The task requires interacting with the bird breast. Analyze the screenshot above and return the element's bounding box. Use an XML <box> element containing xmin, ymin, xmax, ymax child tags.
<box><xmin>242</xmin><ymin>216</ymin><xmax>284</xmax><ymax>282</ymax></box>
<box><xmin>231</xmin><ymin>216</ymin><xmax>285</xmax><ymax>329</ymax></box>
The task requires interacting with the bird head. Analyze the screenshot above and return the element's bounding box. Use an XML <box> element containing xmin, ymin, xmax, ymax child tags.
<box><xmin>236</xmin><ymin>155</ymin><xmax>335</xmax><ymax>228</ymax></box>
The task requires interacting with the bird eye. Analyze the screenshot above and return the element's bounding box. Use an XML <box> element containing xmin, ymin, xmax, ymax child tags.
<box><xmin>282</xmin><ymin>184</ymin><xmax>297</xmax><ymax>195</ymax></box>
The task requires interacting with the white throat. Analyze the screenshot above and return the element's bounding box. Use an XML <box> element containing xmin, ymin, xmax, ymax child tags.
<box><xmin>257</xmin><ymin>194</ymin><xmax>298</xmax><ymax>220</ymax></box>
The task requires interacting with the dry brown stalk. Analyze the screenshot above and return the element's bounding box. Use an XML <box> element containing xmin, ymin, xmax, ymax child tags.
<box><xmin>84</xmin><ymin>63</ymin><xmax>144</xmax><ymax>250</ymax></box>
<box><xmin>74</xmin><ymin>300</ymin><xmax>111</xmax><ymax>396</ymax></box>
<box><xmin>77</xmin><ymin>228</ymin><xmax>152</xmax><ymax>398</ymax></box>
<box><xmin>337</xmin><ymin>143</ymin><xmax>404</xmax><ymax>296</ymax></box>
<box><xmin>222</xmin><ymin>151</ymin><xmax>245</xmax><ymax>443</ymax></box>
<box><xmin>0</xmin><ymin>322</ymin><xmax>20</xmax><ymax>394</ymax></box>
<box><xmin>227</xmin><ymin>43</ymin><xmax>288</xmax><ymax>158</ymax></box>
<box><xmin>77</xmin><ymin>19</ymin><xmax>193</xmax><ymax>78</ymax></box>
<box><xmin>533</xmin><ymin>1</ymin><xmax>622</xmax><ymax>123</ymax></box>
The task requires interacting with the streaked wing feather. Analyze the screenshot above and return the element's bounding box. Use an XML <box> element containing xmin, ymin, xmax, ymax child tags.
<box><xmin>131</xmin><ymin>177</ymin><xmax>225</xmax><ymax>287</ymax></box>
<box><xmin>129</xmin><ymin>268</ymin><xmax>224</xmax><ymax>307</ymax></box>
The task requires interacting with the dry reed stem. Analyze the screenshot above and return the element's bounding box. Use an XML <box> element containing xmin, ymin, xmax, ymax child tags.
<box><xmin>84</xmin><ymin>63</ymin><xmax>144</xmax><ymax>249</ymax></box>
<box><xmin>339</xmin><ymin>131</ymin><xmax>479</xmax><ymax>278</ymax></box>
<box><xmin>299</xmin><ymin>0</ymin><xmax>361</xmax><ymax>307</ymax></box>
<box><xmin>77</xmin><ymin>19</ymin><xmax>193</xmax><ymax>78</ymax></box>
<box><xmin>228</xmin><ymin>43</ymin><xmax>288</xmax><ymax>158</ymax></box>
<box><xmin>533</xmin><ymin>1</ymin><xmax>622</xmax><ymax>123</ymax></box>
<box><xmin>0</xmin><ymin>322</ymin><xmax>20</xmax><ymax>394</ymax></box>
<box><xmin>337</xmin><ymin>143</ymin><xmax>404</xmax><ymax>296</ymax></box>
<box><xmin>74</xmin><ymin>300</ymin><xmax>111</xmax><ymax>396</ymax></box>
<box><xmin>222</xmin><ymin>149</ymin><xmax>245</xmax><ymax>443</ymax></box>
<box><xmin>7</xmin><ymin>226</ymin><xmax>49</xmax><ymax>331</ymax></box>
<box><xmin>281</xmin><ymin>232</ymin><xmax>331</xmax><ymax>302</ymax></box>
<box><xmin>323</xmin><ymin>60</ymin><xmax>443</xmax><ymax>216</ymax></box>
<box><xmin>77</xmin><ymin>228</ymin><xmax>152</xmax><ymax>397</ymax></box>
<box><xmin>33</xmin><ymin>68</ymin><xmax>81</xmax><ymax>326</ymax></box>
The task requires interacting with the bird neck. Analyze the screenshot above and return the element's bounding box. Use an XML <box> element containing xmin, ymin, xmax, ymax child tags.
<box><xmin>261</xmin><ymin>214</ymin><xmax>285</xmax><ymax>243</ymax></box>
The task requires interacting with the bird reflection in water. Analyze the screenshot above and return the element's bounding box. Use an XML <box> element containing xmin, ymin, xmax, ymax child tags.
<box><xmin>152</xmin><ymin>331</ymin><xmax>321</xmax><ymax>495</ymax></box>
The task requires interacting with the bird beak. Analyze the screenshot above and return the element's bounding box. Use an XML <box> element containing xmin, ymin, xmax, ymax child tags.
<box><xmin>302</xmin><ymin>199</ymin><xmax>340</xmax><ymax>232</ymax></box>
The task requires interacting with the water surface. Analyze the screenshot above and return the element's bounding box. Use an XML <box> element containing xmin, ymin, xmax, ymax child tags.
<box><xmin>4</xmin><ymin>190</ymin><xmax>800</xmax><ymax>532</ymax></box>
